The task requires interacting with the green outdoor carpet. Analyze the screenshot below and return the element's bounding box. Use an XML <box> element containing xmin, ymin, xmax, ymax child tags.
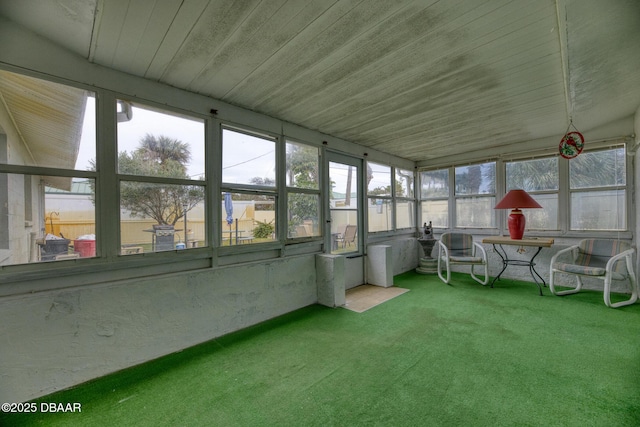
<box><xmin>3</xmin><ymin>271</ymin><xmax>640</xmax><ymax>426</ymax></box>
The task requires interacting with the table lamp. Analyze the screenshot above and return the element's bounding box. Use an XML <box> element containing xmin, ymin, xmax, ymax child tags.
<box><xmin>494</xmin><ymin>189</ymin><xmax>542</xmax><ymax>240</ymax></box>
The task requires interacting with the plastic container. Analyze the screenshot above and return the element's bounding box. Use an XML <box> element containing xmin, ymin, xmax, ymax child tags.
<box><xmin>74</xmin><ymin>239</ymin><xmax>96</xmax><ymax>257</ymax></box>
<box><xmin>41</xmin><ymin>239</ymin><xmax>70</xmax><ymax>261</ymax></box>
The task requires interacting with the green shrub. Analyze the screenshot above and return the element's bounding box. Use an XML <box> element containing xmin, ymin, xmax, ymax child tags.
<box><xmin>253</xmin><ymin>220</ymin><xmax>275</xmax><ymax>238</ymax></box>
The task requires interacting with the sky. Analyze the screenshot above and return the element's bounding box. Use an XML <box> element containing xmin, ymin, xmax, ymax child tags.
<box><xmin>75</xmin><ymin>99</ymin><xmax>275</xmax><ymax>183</ymax></box>
<box><xmin>74</xmin><ymin>99</ymin><xmax>401</xmax><ymax>193</ymax></box>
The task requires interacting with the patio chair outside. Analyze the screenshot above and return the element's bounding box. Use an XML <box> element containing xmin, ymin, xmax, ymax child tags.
<box><xmin>549</xmin><ymin>239</ymin><xmax>638</xmax><ymax>308</ymax></box>
<box><xmin>336</xmin><ymin>225</ymin><xmax>357</xmax><ymax>249</ymax></box>
<box><xmin>437</xmin><ymin>232</ymin><xmax>489</xmax><ymax>285</ymax></box>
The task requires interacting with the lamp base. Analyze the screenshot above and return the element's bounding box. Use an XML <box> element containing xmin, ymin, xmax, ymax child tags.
<box><xmin>507</xmin><ymin>209</ymin><xmax>525</xmax><ymax>240</ymax></box>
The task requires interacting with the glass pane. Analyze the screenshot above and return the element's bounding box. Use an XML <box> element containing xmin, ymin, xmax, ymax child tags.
<box><xmin>0</xmin><ymin>175</ymin><xmax>96</xmax><ymax>266</ymax></box>
<box><xmin>117</xmin><ymin>101</ymin><xmax>205</xmax><ymax>180</ymax></box>
<box><xmin>396</xmin><ymin>168</ymin><xmax>414</xmax><ymax>198</ymax></box>
<box><xmin>519</xmin><ymin>194</ymin><xmax>558</xmax><ymax>230</ymax></box>
<box><xmin>368</xmin><ymin>162</ymin><xmax>391</xmax><ymax>195</ymax></box>
<box><xmin>421</xmin><ymin>200</ymin><xmax>448</xmax><ymax>228</ymax></box>
<box><xmin>455</xmin><ymin>163</ymin><xmax>495</xmax><ymax>195</ymax></box>
<box><xmin>223</xmin><ymin>129</ymin><xmax>276</xmax><ymax>185</ymax></box>
<box><xmin>420</xmin><ymin>169</ymin><xmax>449</xmax><ymax>199</ymax></box>
<box><xmin>570</xmin><ymin>148</ymin><xmax>625</xmax><ymax>189</ymax></box>
<box><xmin>221</xmin><ymin>192</ymin><xmax>276</xmax><ymax>245</ymax></box>
<box><xmin>287</xmin><ymin>193</ymin><xmax>320</xmax><ymax>238</ymax></box>
<box><xmin>329</xmin><ymin>161</ymin><xmax>358</xmax><ymax>254</ymax></box>
<box><xmin>0</xmin><ymin>70</ymin><xmax>96</xmax><ymax>171</ymax></box>
<box><xmin>396</xmin><ymin>200</ymin><xmax>415</xmax><ymax>229</ymax></box>
<box><xmin>368</xmin><ymin>198</ymin><xmax>392</xmax><ymax>232</ymax></box>
<box><xmin>456</xmin><ymin>196</ymin><xmax>496</xmax><ymax>228</ymax></box>
<box><xmin>286</xmin><ymin>141</ymin><xmax>319</xmax><ymax>189</ymax></box>
<box><xmin>571</xmin><ymin>190</ymin><xmax>625</xmax><ymax>230</ymax></box>
<box><xmin>120</xmin><ymin>181</ymin><xmax>206</xmax><ymax>253</ymax></box>
<box><xmin>506</xmin><ymin>157</ymin><xmax>558</xmax><ymax>191</ymax></box>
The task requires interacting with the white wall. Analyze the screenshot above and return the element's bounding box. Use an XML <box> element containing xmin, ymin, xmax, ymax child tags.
<box><xmin>0</xmin><ymin>255</ymin><xmax>317</xmax><ymax>402</ymax></box>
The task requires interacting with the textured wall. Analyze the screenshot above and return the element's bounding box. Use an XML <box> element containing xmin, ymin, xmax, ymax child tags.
<box><xmin>0</xmin><ymin>255</ymin><xmax>318</xmax><ymax>403</ymax></box>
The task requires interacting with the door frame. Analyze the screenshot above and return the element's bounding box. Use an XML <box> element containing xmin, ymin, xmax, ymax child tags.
<box><xmin>325</xmin><ymin>151</ymin><xmax>366</xmax><ymax>288</ymax></box>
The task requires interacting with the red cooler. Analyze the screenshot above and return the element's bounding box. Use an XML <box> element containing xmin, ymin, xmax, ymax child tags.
<box><xmin>74</xmin><ymin>239</ymin><xmax>96</xmax><ymax>257</ymax></box>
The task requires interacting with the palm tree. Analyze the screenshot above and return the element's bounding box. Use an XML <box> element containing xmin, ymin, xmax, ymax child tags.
<box><xmin>138</xmin><ymin>133</ymin><xmax>191</xmax><ymax>168</ymax></box>
<box><xmin>118</xmin><ymin>134</ymin><xmax>204</xmax><ymax>226</ymax></box>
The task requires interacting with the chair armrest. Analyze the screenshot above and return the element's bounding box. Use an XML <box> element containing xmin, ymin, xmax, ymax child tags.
<box><xmin>550</xmin><ymin>244</ymin><xmax>579</xmax><ymax>266</ymax></box>
<box><xmin>437</xmin><ymin>239</ymin><xmax>449</xmax><ymax>258</ymax></box>
<box><xmin>473</xmin><ymin>241</ymin><xmax>487</xmax><ymax>260</ymax></box>
<box><xmin>605</xmin><ymin>247</ymin><xmax>635</xmax><ymax>273</ymax></box>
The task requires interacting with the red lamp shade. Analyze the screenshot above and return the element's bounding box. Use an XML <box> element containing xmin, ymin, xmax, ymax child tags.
<box><xmin>494</xmin><ymin>190</ymin><xmax>542</xmax><ymax>240</ymax></box>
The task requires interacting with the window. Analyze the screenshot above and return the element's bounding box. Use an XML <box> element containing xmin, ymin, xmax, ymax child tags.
<box><xmin>367</xmin><ymin>162</ymin><xmax>392</xmax><ymax>232</ymax></box>
<box><xmin>420</xmin><ymin>146</ymin><xmax>630</xmax><ymax>234</ymax></box>
<box><xmin>286</xmin><ymin>141</ymin><xmax>320</xmax><ymax>239</ymax></box>
<box><xmin>0</xmin><ymin>69</ymin><xmax>97</xmax><ymax>265</ymax></box>
<box><xmin>455</xmin><ymin>162</ymin><xmax>496</xmax><ymax>228</ymax></box>
<box><xmin>420</xmin><ymin>169</ymin><xmax>449</xmax><ymax>228</ymax></box>
<box><xmin>117</xmin><ymin>101</ymin><xmax>206</xmax><ymax>253</ymax></box>
<box><xmin>395</xmin><ymin>168</ymin><xmax>415</xmax><ymax>229</ymax></box>
<box><xmin>222</xmin><ymin>128</ymin><xmax>277</xmax><ymax>245</ymax></box>
<box><xmin>570</xmin><ymin>147</ymin><xmax>626</xmax><ymax>230</ymax></box>
<box><xmin>505</xmin><ymin>157</ymin><xmax>558</xmax><ymax>230</ymax></box>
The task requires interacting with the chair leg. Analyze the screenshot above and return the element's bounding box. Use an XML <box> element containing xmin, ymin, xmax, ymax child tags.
<box><xmin>470</xmin><ymin>264</ymin><xmax>489</xmax><ymax>286</ymax></box>
<box><xmin>604</xmin><ymin>276</ymin><xmax>639</xmax><ymax>308</ymax></box>
<box><xmin>549</xmin><ymin>270</ymin><xmax>583</xmax><ymax>295</ymax></box>
<box><xmin>437</xmin><ymin>257</ymin><xmax>450</xmax><ymax>284</ymax></box>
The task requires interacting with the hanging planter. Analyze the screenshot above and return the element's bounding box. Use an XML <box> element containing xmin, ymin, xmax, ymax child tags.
<box><xmin>559</xmin><ymin>123</ymin><xmax>585</xmax><ymax>159</ymax></box>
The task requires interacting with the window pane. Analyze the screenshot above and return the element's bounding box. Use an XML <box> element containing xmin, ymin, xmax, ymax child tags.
<box><xmin>571</xmin><ymin>190</ymin><xmax>625</xmax><ymax>230</ymax></box>
<box><xmin>0</xmin><ymin>70</ymin><xmax>96</xmax><ymax>171</ymax></box>
<box><xmin>456</xmin><ymin>197</ymin><xmax>496</xmax><ymax>228</ymax></box>
<box><xmin>455</xmin><ymin>163</ymin><xmax>495</xmax><ymax>195</ymax></box>
<box><xmin>221</xmin><ymin>192</ymin><xmax>276</xmax><ymax>245</ymax></box>
<box><xmin>396</xmin><ymin>168</ymin><xmax>414</xmax><ymax>198</ymax></box>
<box><xmin>223</xmin><ymin>129</ymin><xmax>276</xmax><ymax>185</ymax></box>
<box><xmin>287</xmin><ymin>193</ymin><xmax>320</xmax><ymax>238</ymax></box>
<box><xmin>570</xmin><ymin>148</ymin><xmax>625</xmax><ymax>189</ymax></box>
<box><xmin>522</xmin><ymin>194</ymin><xmax>558</xmax><ymax>230</ymax></box>
<box><xmin>0</xmin><ymin>175</ymin><xmax>96</xmax><ymax>266</ymax></box>
<box><xmin>396</xmin><ymin>200</ymin><xmax>415</xmax><ymax>229</ymax></box>
<box><xmin>368</xmin><ymin>162</ymin><xmax>391</xmax><ymax>195</ymax></box>
<box><xmin>368</xmin><ymin>198</ymin><xmax>392</xmax><ymax>232</ymax></box>
<box><xmin>121</xmin><ymin>181</ymin><xmax>206</xmax><ymax>253</ymax></box>
<box><xmin>421</xmin><ymin>200</ymin><xmax>448</xmax><ymax>228</ymax></box>
<box><xmin>421</xmin><ymin>169</ymin><xmax>449</xmax><ymax>198</ymax></box>
<box><xmin>286</xmin><ymin>141</ymin><xmax>319</xmax><ymax>189</ymax></box>
<box><xmin>117</xmin><ymin>101</ymin><xmax>205</xmax><ymax>180</ymax></box>
<box><xmin>329</xmin><ymin>161</ymin><xmax>358</xmax><ymax>254</ymax></box>
<box><xmin>506</xmin><ymin>157</ymin><xmax>558</xmax><ymax>191</ymax></box>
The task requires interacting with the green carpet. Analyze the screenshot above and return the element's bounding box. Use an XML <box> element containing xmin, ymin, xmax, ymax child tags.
<box><xmin>4</xmin><ymin>272</ymin><xmax>640</xmax><ymax>426</ymax></box>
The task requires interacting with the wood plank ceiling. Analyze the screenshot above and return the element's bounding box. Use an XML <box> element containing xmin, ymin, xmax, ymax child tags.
<box><xmin>1</xmin><ymin>0</ymin><xmax>639</xmax><ymax>166</ymax></box>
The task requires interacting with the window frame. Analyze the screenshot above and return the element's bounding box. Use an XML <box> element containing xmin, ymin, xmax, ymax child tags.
<box><xmin>365</xmin><ymin>162</ymin><xmax>417</xmax><ymax>235</ymax></box>
<box><xmin>394</xmin><ymin>167</ymin><xmax>416</xmax><ymax>231</ymax></box>
<box><xmin>366</xmin><ymin>161</ymin><xmax>393</xmax><ymax>234</ymax></box>
<box><xmin>568</xmin><ymin>145</ymin><xmax>628</xmax><ymax>232</ymax></box>
<box><xmin>284</xmin><ymin>138</ymin><xmax>322</xmax><ymax>242</ymax></box>
<box><xmin>453</xmin><ymin>161</ymin><xmax>497</xmax><ymax>230</ymax></box>
<box><xmin>115</xmin><ymin>97</ymin><xmax>208</xmax><ymax>254</ymax></box>
<box><xmin>504</xmin><ymin>155</ymin><xmax>559</xmax><ymax>232</ymax></box>
<box><xmin>418</xmin><ymin>144</ymin><xmax>632</xmax><ymax>238</ymax></box>
<box><xmin>220</xmin><ymin>124</ymin><xmax>280</xmax><ymax>251</ymax></box>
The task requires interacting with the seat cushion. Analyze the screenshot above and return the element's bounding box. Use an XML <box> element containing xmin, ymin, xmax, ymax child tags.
<box><xmin>553</xmin><ymin>262</ymin><xmax>626</xmax><ymax>280</ymax></box>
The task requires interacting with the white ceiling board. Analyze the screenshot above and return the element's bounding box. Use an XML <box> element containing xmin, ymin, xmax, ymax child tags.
<box><xmin>0</xmin><ymin>0</ymin><xmax>96</xmax><ymax>57</ymax></box>
<box><xmin>0</xmin><ymin>0</ymin><xmax>638</xmax><ymax>166</ymax></box>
